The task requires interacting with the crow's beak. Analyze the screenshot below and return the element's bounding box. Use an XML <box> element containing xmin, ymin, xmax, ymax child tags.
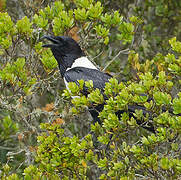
<box><xmin>41</xmin><ymin>35</ymin><xmax>60</xmax><ymax>48</ymax></box>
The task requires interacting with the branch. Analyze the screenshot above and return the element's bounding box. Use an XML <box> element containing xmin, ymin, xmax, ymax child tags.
<box><xmin>103</xmin><ymin>48</ymin><xmax>129</xmax><ymax>71</ymax></box>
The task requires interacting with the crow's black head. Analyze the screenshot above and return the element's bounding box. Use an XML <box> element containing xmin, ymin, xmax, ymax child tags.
<box><xmin>41</xmin><ymin>35</ymin><xmax>85</xmax><ymax>76</ymax></box>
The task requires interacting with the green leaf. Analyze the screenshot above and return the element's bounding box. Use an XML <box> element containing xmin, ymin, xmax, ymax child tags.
<box><xmin>101</xmin><ymin>13</ymin><xmax>112</xmax><ymax>26</ymax></box>
<box><xmin>53</xmin><ymin>10</ymin><xmax>74</xmax><ymax>35</ymax></box>
<box><xmin>103</xmin><ymin>113</ymin><xmax>119</xmax><ymax>130</ymax></box>
<box><xmin>118</xmin><ymin>22</ymin><xmax>134</xmax><ymax>44</ymax></box>
<box><xmin>94</xmin><ymin>24</ymin><xmax>109</xmax><ymax>38</ymax></box>
<box><xmin>153</xmin><ymin>91</ymin><xmax>171</xmax><ymax>106</ymax></box>
<box><xmin>88</xmin><ymin>2</ymin><xmax>103</xmax><ymax>19</ymax></box>
<box><xmin>160</xmin><ymin>157</ymin><xmax>169</xmax><ymax>170</ymax></box>
<box><xmin>113</xmin><ymin>161</ymin><xmax>124</xmax><ymax>170</ymax></box>
<box><xmin>158</xmin><ymin>71</ymin><xmax>166</xmax><ymax>85</ymax></box>
<box><xmin>133</xmin><ymin>94</ymin><xmax>148</xmax><ymax>103</ymax></box>
<box><xmin>112</xmin><ymin>11</ymin><xmax>123</xmax><ymax>25</ymax></box>
<box><xmin>85</xmin><ymin>80</ymin><xmax>93</xmax><ymax>90</ymax></box>
<box><xmin>97</xmin><ymin>157</ymin><xmax>108</xmax><ymax>170</ymax></box>
<box><xmin>68</xmin><ymin>82</ymin><xmax>80</xmax><ymax>95</ymax></box>
<box><xmin>142</xmin><ymin>136</ymin><xmax>150</xmax><ymax>145</ymax></box>
<box><xmin>16</xmin><ymin>16</ymin><xmax>33</xmax><ymax>36</ymax></box>
<box><xmin>14</xmin><ymin>58</ymin><xmax>25</xmax><ymax>70</ymax></box>
<box><xmin>88</xmin><ymin>88</ymin><xmax>104</xmax><ymax>104</ymax></box>
<box><xmin>169</xmin><ymin>37</ymin><xmax>181</xmax><ymax>53</ymax></box>
<box><xmin>98</xmin><ymin>135</ymin><xmax>110</xmax><ymax>145</ymax></box>
<box><xmin>33</xmin><ymin>14</ymin><xmax>48</xmax><ymax>29</ymax></box>
<box><xmin>129</xmin><ymin>16</ymin><xmax>143</xmax><ymax>24</ymax></box>
<box><xmin>74</xmin><ymin>8</ymin><xmax>88</xmax><ymax>21</ymax></box>
<box><xmin>40</xmin><ymin>49</ymin><xmax>58</xmax><ymax>71</ymax></box>
<box><xmin>75</xmin><ymin>0</ymin><xmax>93</xmax><ymax>8</ymax></box>
<box><xmin>173</xmin><ymin>96</ymin><xmax>181</xmax><ymax>114</ymax></box>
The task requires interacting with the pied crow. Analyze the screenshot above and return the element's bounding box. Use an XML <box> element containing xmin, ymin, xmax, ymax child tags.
<box><xmin>41</xmin><ymin>35</ymin><xmax>155</xmax><ymax>132</ymax></box>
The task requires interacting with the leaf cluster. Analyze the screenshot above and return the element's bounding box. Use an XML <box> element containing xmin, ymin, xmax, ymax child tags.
<box><xmin>0</xmin><ymin>0</ymin><xmax>181</xmax><ymax>179</ymax></box>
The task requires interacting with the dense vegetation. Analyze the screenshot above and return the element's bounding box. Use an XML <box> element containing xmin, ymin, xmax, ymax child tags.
<box><xmin>0</xmin><ymin>0</ymin><xmax>181</xmax><ymax>179</ymax></box>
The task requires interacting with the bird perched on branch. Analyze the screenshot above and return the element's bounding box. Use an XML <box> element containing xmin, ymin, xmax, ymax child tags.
<box><xmin>41</xmin><ymin>35</ymin><xmax>155</xmax><ymax>133</ymax></box>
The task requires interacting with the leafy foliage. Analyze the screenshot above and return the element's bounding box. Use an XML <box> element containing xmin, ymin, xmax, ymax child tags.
<box><xmin>0</xmin><ymin>0</ymin><xmax>181</xmax><ymax>179</ymax></box>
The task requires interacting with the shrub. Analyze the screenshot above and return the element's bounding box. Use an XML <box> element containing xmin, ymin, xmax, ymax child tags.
<box><xmin>0</xmin><ymin>0</ymin><xmax>180</xmax><ymax>179</ymax></box>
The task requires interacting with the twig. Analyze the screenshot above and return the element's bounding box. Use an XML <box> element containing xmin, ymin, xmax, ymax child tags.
<box><xmin>103</xmin><ymin>48</ymin><xmax>129</xmax><ymax>71</ymax></box>
<box><xmin>7</xmin><ymin>149</ymin><xmax>25</xmax><ymax>156</ymax></box>
<box><xmin>0</xmin><ymin>146</ymin><xmax>16</xmax><ymax>150</ymax></box>
<box><xmin>92</xmin><ymin>50</ymin><xmax>104</xmax><ymax>61</ymax></box>
<box><xmin>135</xmin><ymin>174</ymin><xmax>149</xmax><ymax>179</ymax></box>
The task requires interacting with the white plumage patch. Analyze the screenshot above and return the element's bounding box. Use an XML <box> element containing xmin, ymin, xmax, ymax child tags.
<box><xmin>64</xmin><ymin>56</ymin><xmax>97</xmax><ymax>98</ymax></box>
<box><xmin>67</xmin><ymin>56</ymin><xmax>97</xmax><ymax>71</ymax></box>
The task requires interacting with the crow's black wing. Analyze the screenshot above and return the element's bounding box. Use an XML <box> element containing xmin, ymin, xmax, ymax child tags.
<box><xmin>64</xmin><ymin>67</ymin><xmax>112</xmax><ymax>95</ymax></box>
<box><xmin>64</xmin><ymin>67</ymin><xmax>155</xmax><ymax>132</ymax></box>
<box><xmin>64</xmin><ymin>67</ymin><xmax>111</xmax><ymax>124</ymax></box>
